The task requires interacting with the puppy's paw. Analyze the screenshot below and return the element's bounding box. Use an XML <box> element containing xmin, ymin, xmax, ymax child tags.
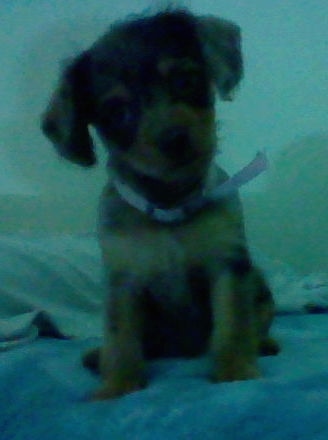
<box><xmin>90</xmin><ymin>376</ymin><xmax>147</xmax><ymax>401</ymax></box>
<box><xmin>211</xmin><ymin>357</ymin><xmax>261</xmax><ymax>383</ymax></box>
<box><xmin>82</xmin><ymin>347</ymin><xmax>101</xmax><ymax>373</ymax></box>
<box><xmin>259</xmin><ymin>337</ymin><xmax>280</xmax><ymax>356</ymax></box>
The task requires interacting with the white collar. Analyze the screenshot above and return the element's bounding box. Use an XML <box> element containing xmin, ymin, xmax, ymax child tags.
<box><xmin>113</xmin><ymin>151</ymin><xmax>268</xmax><ymax>224</ymax></box>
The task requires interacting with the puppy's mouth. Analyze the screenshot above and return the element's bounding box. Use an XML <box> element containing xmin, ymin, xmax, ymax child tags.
<box><xmin>123</xmin><ymin>143</ymin><xmax>205</xmax><ymax>181</ymax></box>
<box><xmin>132</xmin><ymin>150</ymin><xmax>204</xmax><ymax>182</ymax></box>
<box><xmin>112</xmin><ymin>146</ymin><xmax>211</xmax><ymax>208</ymax></box>
<box><xmin>137</xmin><ymin>170</ymin><xmax>205</xmax><ymax>208</ymax></box>
<box><xmin>158</xmin><ymin>126</ymin><xmax>198</xmax><ymax>168</ymax></box>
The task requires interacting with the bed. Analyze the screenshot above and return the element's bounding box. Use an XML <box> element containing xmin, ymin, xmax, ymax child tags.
<box><xmin>1</xmin><ymin>231</ymin><xmax>328</xmax><ymax>439</ymax></box>
<box><xmin>1</xmin><ymin>0</ymin><xmax>328</xmax><ymax>435</ymax></box>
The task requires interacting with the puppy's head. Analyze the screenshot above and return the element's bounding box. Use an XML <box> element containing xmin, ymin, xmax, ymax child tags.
<box><xmin>42</xmin><ymin>10</ymin><xmax>243</xmax><ymax>188</ymax></box>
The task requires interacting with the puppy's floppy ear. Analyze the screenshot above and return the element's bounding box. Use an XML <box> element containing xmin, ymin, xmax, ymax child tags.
<box><xmin>197</xmin><ymin>16</ymin><xmax>243</xmax><ymax>101</ymax></box>
<box><xmin>41</xmin><ymin>52</ymin><xmax>96</xmax><ymax>166</ymax></box>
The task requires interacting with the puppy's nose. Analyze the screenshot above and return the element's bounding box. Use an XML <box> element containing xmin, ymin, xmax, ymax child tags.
<box><xmin>159</xmin><ymin>126</ymin><xmax>191</xmax><ymax>160</ymax></box>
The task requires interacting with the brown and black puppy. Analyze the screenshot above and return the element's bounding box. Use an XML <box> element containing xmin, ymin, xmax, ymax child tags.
<box><xmin>41</xmin><ymin>9</ymin><xmax>279</xmax><ymax>399</ymax></box>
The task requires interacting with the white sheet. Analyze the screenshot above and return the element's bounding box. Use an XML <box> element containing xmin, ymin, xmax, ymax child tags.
<box><xmin>0</xmin><ymin>234</ymin><xmax>105</xmax><ymax>343</ymax></box>
<box><xmin>1</xmin><ymin>234</ymin><xmax>328</xmax><ymax>439</ymax></box>
<box><xmin>1</xmin><ymin>314</ymin><xmax>328</xmax><ymax>440</ymax></box>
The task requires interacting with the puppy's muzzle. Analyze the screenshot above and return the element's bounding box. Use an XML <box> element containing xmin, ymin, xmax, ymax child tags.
<box><xmin>159</xmin><ymin>126</ymin><xmax>195</xmax><ymax>164</ymax></box>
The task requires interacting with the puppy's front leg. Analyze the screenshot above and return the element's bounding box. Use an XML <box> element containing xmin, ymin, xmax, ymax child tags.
<box><xmin>93</xmin><ymin>272</ymin><xmax>146</xmax><ymax>400</ymax></box>
<box><xmin>210</xmin><ymin>266</ymin><xmax>260</xmax><ymax>383</ymax></box>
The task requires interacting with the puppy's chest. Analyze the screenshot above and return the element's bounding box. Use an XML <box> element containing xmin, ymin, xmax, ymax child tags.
<box><xmin>100</xmin><ymin>189</ymin><xmax>243</xmax><ymax>278</ymax></box>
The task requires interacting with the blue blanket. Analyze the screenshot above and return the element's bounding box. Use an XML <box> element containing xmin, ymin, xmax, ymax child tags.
<box><xmin>1</xmin><ymin>314</ymin><xmax>328</xmax><ymax>440</ymax></box>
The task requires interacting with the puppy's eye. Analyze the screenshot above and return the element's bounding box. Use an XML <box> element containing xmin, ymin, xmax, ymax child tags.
<box><xmin>167</xmin><ymin>68</ymin><xmax>211</xmax><ymax>107</ymax></box>
<box><xmin>98</xmin><ymin>97</ymin><xmax>133</xmax><ymax>128</ymax></box>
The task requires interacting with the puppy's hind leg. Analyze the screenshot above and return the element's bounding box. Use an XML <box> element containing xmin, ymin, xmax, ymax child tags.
<box><xmin>92</xmin><ymin>272</ymin><xmax>146</xmax><ymax>400</ymax></box>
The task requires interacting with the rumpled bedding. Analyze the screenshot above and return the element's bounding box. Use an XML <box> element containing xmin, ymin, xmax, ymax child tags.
<box><xmin>1</xmin><ymin>234</ymin><xmax>328</xmax><ymax>439</ymax></box>
<box><xmin>0</xmin><ymin>234</ymin><xmax>105</xmax><ymax>344</ymax></box>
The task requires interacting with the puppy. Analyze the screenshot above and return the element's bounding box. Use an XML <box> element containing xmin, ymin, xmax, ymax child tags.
<box><xmin>41</xmin><ymin>9</ymin><xmax>279</xmax><ymax>399</ymax></box>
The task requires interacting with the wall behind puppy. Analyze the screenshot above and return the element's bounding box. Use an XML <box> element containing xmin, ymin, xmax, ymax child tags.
<box><xmin>0</xmin><ymin>0</ymin><xmax>327</xmax><ymax>273</ymax></box>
